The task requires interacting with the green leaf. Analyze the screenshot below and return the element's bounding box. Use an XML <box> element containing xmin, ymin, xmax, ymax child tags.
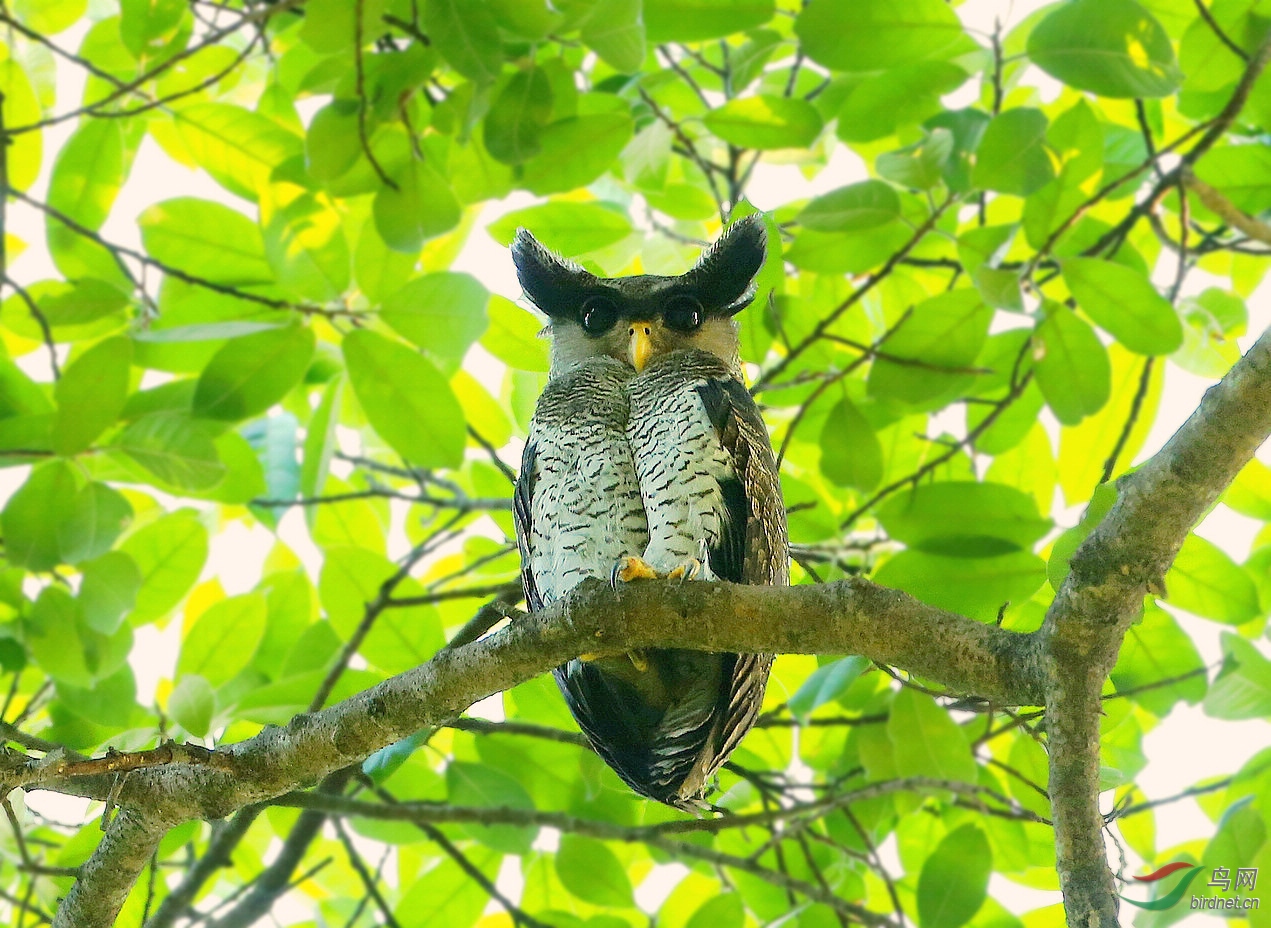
<box><xmin>819</xmin><ymin>397</ymin><xmax>883</xmax><ymax>491</ymax></box>
<box><xmin>299</xmin><ymin>0</ymin><xmax>385</xmax><ymax>52</ymax></box>
<box><xmin>120</xmin><ymin>512</ymin><xmax>208</xmax><ymax>624</ymax></box>
<box><xmin>556</xmin><ymin>835</ymin><xmax>634</xmax><ymax>908</ymax></box>
<box><xmin>867</xmin><ymin>289</ymin><xmax>993</xmax><ymax>404</ymax></box>
<box><xmin>0</xmin><ymin>58</ymin><xmax>44</xmax><ymax>191</ymax></box>
<box><xmin>38</xmin><ymin>279</ymin><xmax>131</xmax><ymax>332</ymax></box>
<box><xmin>799</xmin><ymin>181</ymin><xmax>900</xmax><ymax>232</ymax></box>
<box><xmin>1165</xmin><ymin>534</ymin><xmax>1261</xmax><ymax>624</ymax></box>
<box><xmin>59</xmin><ymin>482</ymin><xmax>134</xmax><ymax>565</ymax></box>
<box><xmin>788</xmin><ymin>656</ymin><xmax>869</xmax><ymax>721</ymax></box>
<box><xmin>581</xmin><ymin>0</ymin><xmax>646</xmax><ymax>71</ymax></box>
<box><xmin>1205</xmin><ymin>634</ymin><xmax>1271</xmax><ymax>720</ymax></box>
<box><xmin>373</xmin><ymin>158</ymin><xmax>462</xmax><ymax>253</ymax></box>
<box><xmin>0</xmin><ymin>356</ymin><xmax>53</xmax><ymax>418</ymax></box>
<box><xmin>646</xmin><ymin>0</ymin><xmax>773</xmax><ymax>41</ymax></box>
<box><xmin>1060</xmin><ymin>257</ymin><xmax>1183</xmax><ymax>355</ymax></box>
<box><xmin>1033</xmin><ymin>307</ymin><xmax>1112</xmax><ymax>425</ymax></box>
<box><xmin>488</xmin><ymin>201</ymin><xmax>632</xmax><ymax>255</ymax></box>
<box><xmin>381</xmin><ymin>272</ymin><xmax>489</xmax><ymax>363</ymax></box>
<box><xmin>193</xmin><ymin>325</ymin><xmax>315</xmax><ymax>421</ymax></box>
<box><xmin>343</xmin><ymin>329</ymin><xmax>466</xmax><ymax>468</ymax></box>
<box><xmin>114</xmin><ymin>412</ymin><xmax>227</xmax><ymax>490</ymax></box>
<box><xmin>262</xmin><ymin>190</ymin><xmax>351</xmax><ymax>301</ymax></box>
<box><xmin>685</xmin><ymin>894</ymin><xmax>744</xmax><ymax>928</ymax></box>
<box><xmin>177</xmin><ymin>594</ymin><xmax>267</xmax><ymax>687</ymax></box>
<box><xmin>839</xmin><ymin>62</ymin><xmax>970</xmax><ymax>145</ymax></box>
<box><xmin>425</xmin><ymin>0</ymin><xmax>502</xmax><ymax>83</ymax></box>
<box><xmin>480</xmin><ymin>295</ymin><xmax>550</xmax><ymax>372</ymax></box>
<box><xmin>446</xmin><ymin>761</ymin><xmax>536</xmax><ymax>853</ymax></box>
<box><xmin>888</xmin><ymin>688</ymin><xmax>978</xmax><ymax>782</ymax></box>
<box><xmin>1023</xmin><ymin>100</ymin><xmax>1104</xmax><ymax>248</ymax></box>
<box><xmin>521</xmin><ymin>112</ymin><xmax>634</xmax><ymax>195</ymax></box>
<box><xmin>795</xmin><ymin>0</ymin><xmax>966</xmax><ymax>72</ymax></box>
<box><xmin>484</xmin><ymin>67</ymin><xmax>554</xmax><ymax>165</ymax></box>
<box><xmin>397</xmin><ymin>851</ymin><xmax>498</xmax><ymax>928</ymax></box>
<box><xmin>873</xmin><ymin>550</ymin><xmax>1047</xmax><ymax>623</ymax></box>
<box><xmin>26</xmin><ymin>588</ymin><xmax>93</xmax><ymax>687</ymax></box>
<box><xmin>120</xmin><ymin>0</ymin><xmax>186</xmax><ymax>57</ymax></box>
<box><xmin>14</xmin><ymin>0</ymin><xmax>87</xmax><ymax>34</ymax></box>
<box><xmin>168</xmin><ymin>674</ymin><xmax>215</xmax><ymax>737</ymax></box>
<box><xmin>79</xmin><ymin>551</ymin><xmax>142</xmax><ymax>634</ymax></box>
<box><xmin>175</xmin><ymin>103</ymin><xmax>304</xmax><ymax>201</ymax></box>
<box><xmin>1058</xmin><ymin>344</ymin><xmax>1162</xmax><ymax>504</ymax></box>
<box><xmin>877</xmin><ymin>482</ymin><xmax>1051</xmax><ymax>556</ymax></box>
<box><xmin>971</xmin><ymin>109</ymin><xmax>1055</xmax><ymax>197</ymax></box>
<box><xmin>917</xmin><ymin>824</ymin><xmax>992</xmax><ymax>928</ymax></box>
<box><xmin>46</xmin><ymin>119</ymin><xmax>132</xmax><ymax>288</ymax></box>
<box><xmin>139</xmin><ymin>198</ymin><xmax>274</xmax><ymax>286</ymax></box>
<box><xmin>305</xmin><ymin>100</ymin><xmax>362</xmax><ymax>182</ymax></box>
<box><xmin>1193</xmin><ymin>144</ymin><xmax>1271</xmax><ymax>215</ymax></box>
<box><xmin>53</xmin><ymin>337</ymin><xmax>133</xmax><ymax>456</ymax></box>
<box><xmin>1225</xmin><ymin>458</ymin><xmax>1271</xmax><ymax>520</ymax></box>
<box><xmin>1110</xmin><ymin>604</ymin><xmax>1206</xmax><ymax>717</ymax></box>
<box><xmin>1027</xmin><ymin>0</ymin><xmax>1182</xmax><ymax>98</ymax></box>
<box><xmin>703</xmin><ymin>96</ymin><xmax>823</xmax><ymax>150</ymax></box>
<box><xmin>2</xmin><ymin>462</ymin><xmax>80</xmax><ymax>571</ymax></box>
<box><xmin>300</xmin><ymin>377</ymin><xmax>342</xmax><ymax>504</ymax></box>
<box><xmin>876</xmin><ymin>129</ymin><xmax>955</xmax><ymax>191</ymax></box>
<box><xmin>57</xmin><ymin>665</ymin><xmax>139</xmax><ymax>729</ymax></box>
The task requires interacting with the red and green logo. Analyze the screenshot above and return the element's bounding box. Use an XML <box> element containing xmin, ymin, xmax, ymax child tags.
<box><xmin>1120</xmin><ymin>862</ymin><xmax>1203</xmax><ymax>910</ymax></box>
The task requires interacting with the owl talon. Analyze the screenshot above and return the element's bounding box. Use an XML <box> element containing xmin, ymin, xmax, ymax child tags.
<box><xmin>666</xmin><ymin>558</ymin><xmax>703</xmax><ymax>583</ymax></box>
<box><xmin>611</xmin><ymin>556</ymin><xmax>659</xmax><ymax>588</ymax></box>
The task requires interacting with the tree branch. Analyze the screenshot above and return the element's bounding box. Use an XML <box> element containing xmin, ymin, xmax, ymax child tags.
<box><xmin>1039</xmin><ymin>324</ymin><xmax>1271</xmax><ymax>927</ymax></box>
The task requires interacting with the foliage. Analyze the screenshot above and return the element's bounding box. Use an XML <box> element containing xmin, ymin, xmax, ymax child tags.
<box><xmin>0</xmin><ymin>0</ymin><xmax>1268</xmax><ymax>926</ymax></box>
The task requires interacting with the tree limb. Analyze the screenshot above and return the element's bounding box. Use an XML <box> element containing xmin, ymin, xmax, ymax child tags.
<box><xmin>1039</xmin><ymin>324</ymin><xmax>1271</xmax><ymax>927</ymax></box>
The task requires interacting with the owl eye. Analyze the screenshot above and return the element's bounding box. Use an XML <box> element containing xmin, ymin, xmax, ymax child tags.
<box><xmin>580</xmin><ymin>297</ymin><xmax>618</xmax><ymax>335</ymax></box>
<box><xmin>663</xmin><ymin>296</ymin><xmax>704</xmax><ymax>332</ymax></box>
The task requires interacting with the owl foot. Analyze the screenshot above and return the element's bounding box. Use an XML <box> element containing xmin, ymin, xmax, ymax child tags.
<box><xmin>611</xmin><ymin>556</ymin><xmax>659</xmax><ymax>588</ymax></box>
<box><xmin>665</xmin><ymin>558</ymin><xmax>703</xmax><ymax>583</ymax></box>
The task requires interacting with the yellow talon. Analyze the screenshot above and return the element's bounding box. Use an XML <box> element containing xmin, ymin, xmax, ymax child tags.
<box><xmin>666</xmin><ymin>559</ymin><xmax>702</xmax><ymax>582</ymax></box>
<box><xmin>628</xmin><ymin>650</ymin><xmax>649</xmax><ymax>672</ymax></box>
<box><xmin>614</xmin><ymin>556</ymin><xmax>659</xmax><ymax>584</ymax></box>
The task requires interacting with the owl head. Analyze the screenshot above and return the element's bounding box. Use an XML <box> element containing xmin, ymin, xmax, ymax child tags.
<box><xmin>511</xmin><ymin>215</ymin><xmax>767</xmax><ymax>375</ymax></box>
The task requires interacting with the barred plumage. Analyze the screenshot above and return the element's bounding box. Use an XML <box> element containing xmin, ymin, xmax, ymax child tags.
<box><xmin>512</xmin><ymin>216</ymin><xmax>789</xmax><ymax>810</ymax></box>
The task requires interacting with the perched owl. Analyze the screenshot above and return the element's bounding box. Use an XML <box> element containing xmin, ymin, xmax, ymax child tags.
<box><xmin>511</xmin><ymin>215</ymin><xmax>789</xmax><ymax>810</ymax></box>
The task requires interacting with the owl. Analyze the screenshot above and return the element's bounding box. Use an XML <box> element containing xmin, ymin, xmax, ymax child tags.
<box><xmin>510</xmin><ymin>215</ymin><xmax>789</xmax><ymax>810</ymax></box>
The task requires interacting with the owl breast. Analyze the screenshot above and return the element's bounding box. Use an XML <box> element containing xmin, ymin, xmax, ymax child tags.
<box><xmin>521</xmin><ymin>358</ymin><xmax>648</xmax><ymax>606</ymax></box>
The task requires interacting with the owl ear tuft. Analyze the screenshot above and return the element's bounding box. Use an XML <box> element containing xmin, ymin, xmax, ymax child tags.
<box><xmin>684</xmin><ymin>214</ymin><xmax>768</xmax><ymax>316</ymax></box>
<box><xmin>511</xmin><ymin>229</ymin><xmax>599</xmax><ymax>318</ymax></box>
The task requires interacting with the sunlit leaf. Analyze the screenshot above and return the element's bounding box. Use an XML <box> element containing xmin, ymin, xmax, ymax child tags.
<box><xmin>918</xmin><ymin>824</ymin><xmax>992</xmax><ymax>928</ymax></box>
<box><xmin>343</xmin><ymin>329</ymin><xmax>466</xmax><ymax>468</ymax></box>
<box><xmin>1028</xmin><ymin>0</ymin><xmax>1182</xmax><ymax>98</ymax></box>
<box><xmin>1060</xmin><ymin>257</ymin><xmax>1183</xmax><ymax>355</ymax></box>
<box><xmin>795</xmin><ymin>0</ymin><xmax>966</xmax><ymax>72</ymax></box>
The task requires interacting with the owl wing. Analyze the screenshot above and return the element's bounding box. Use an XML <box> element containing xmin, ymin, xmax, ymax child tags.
<box><xmin>694</xmin><ymin>375</ymin><xmax>789</xmax><ymax>587</ymax></box>
<box><xmin>513</xmin><ymin>439</ymin><xmax>544</xmax><ymax>613</ymax></box>
<box><xmin>691</xmin><ymin>373</ymin><xmax>788</xmax><ymax>777</ymax></box>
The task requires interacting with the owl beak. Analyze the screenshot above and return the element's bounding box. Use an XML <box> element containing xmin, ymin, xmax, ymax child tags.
<box><xmin>628</xmin><ymin>322</ymin><xmax>654</xmax><ymax>372</ymax></box>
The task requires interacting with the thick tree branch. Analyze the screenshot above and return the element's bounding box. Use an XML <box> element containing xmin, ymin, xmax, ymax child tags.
<box><xmin>54</xmin><ymin>810</ymin><xmax>167</xmax><ymax>928</ymax></box>
<box><xmin>36</xmin><ymin>574</ymin><xmax>1038</xmax><ymax>927</ymax></box>
<box><xmin>1040</xmin><ymin>325</ymin><xmax>1271</xmax><ymax>928</ymax></box>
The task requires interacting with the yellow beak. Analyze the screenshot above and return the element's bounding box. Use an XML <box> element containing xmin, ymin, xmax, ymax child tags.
<box><xmin>628</xmin><ymin>322</ymin><xmax>654</xmax><ymax>372</ymax></box>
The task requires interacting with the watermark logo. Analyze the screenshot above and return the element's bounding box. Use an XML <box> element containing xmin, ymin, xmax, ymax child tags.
<box><xmin>1120</xmin><ymin>863</ymin><xmax>1260</xmax><ymax>912</ymax></box>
